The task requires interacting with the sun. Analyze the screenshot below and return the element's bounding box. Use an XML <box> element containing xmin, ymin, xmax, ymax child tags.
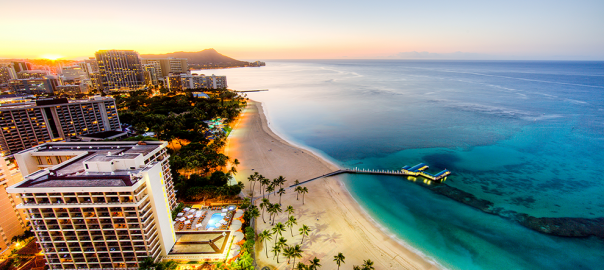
<box><xmin>41</xmin><ymin>54</ymin><xmax>63</xmax><ymax>60</ymax></box>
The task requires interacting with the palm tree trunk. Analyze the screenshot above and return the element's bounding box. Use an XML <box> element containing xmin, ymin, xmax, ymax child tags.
<box><xmin>262</xmin><ymin>209</ymin><xmax>266</xmax><ymax>223</ymax></box>
<box><xmin>265</xmin><ymin>242</ymin><xmax>269</xmax><ymax>258</ymax></box>
<box><xmin>279</xmin><ymin>194</ymin><xmax>282</xmax><ymax>204</ymax></box>
<box><xmin>303</xmin><ymin>193</ymin><xmax>305</xmax><ymax>205</ymax></box>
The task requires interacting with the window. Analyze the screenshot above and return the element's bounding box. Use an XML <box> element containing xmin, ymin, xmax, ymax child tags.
<box><xmin>85</xmin><ymin>164</ymin><xmax>89</xmax><ymax>169</ymax></box>
<box><xmin>55</xmin><ymin>156</ymin><xmax>62</xmax><ymax>164</ymax></box>
<box><xmin>46</xmin><ymin>157</ymin><xmax>52</xmax><ymax>165</ymax></box>
<box><xmin>36</xmin><ymin>156</ymin><xmax>42</xmax><ymax>165</ymax></box>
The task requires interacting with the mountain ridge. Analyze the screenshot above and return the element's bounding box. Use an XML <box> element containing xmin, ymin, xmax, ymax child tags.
<box><xmin>141</xmin><ymin>48</ymin><xmax>253</xmax><ymax>69</ymax></box>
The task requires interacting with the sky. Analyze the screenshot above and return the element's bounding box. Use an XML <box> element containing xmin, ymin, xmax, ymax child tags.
<box><xmin>1</xmin><ymin>0</ymin><xmax>603</xmax><ymax>60</ymax></box>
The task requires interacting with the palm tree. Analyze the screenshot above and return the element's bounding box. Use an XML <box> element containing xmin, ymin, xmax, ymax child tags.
<box><xmin>258</xmin><ymin>230</ymin><xmax>272</xmax><ymax>258</ymax></box>
<box><xmin>271</xmin><ymin>244</ymin><xmax>281</xmax><ymax>263</ymax></box>
<box><xmin>269</xmin><ymin>203</ymin><xmax>282</xmax><ymax>225</ymax></box>
<box><xmin>295</xmin><ymin>186</ymin><xmax>302</xmax><ymax>200</ymax></box>
<box><xmin>276</xmin><ymin>175</ymin><xmax>286</xmax><ymax>188</ymax></box>
<box><xmin>260</xmin><ymin>198</ymin><xmax>270</xmax><ymax>223</ymax></box>
<box><xmin>249</xmin><ymin>206</ymin><xmax>260</xmax><ymax>224</ymax></box>
<box><xmin>272</xmin><ymin>222</ymin><xmax>286</xmax><ymax>243</ymax></box>
<box><xmin>333</xmin><ymin>253</ymin><xmax>345</xmax><ymax>270</ymax></box>
<box><xmin>277</xmin><ymin>188</ymin><xmax>286</xmax><ymax>204</ymax></box>
<box><xmin>362</xmin><ymin>259</ymin><xmax>375</xmax><ymax>270</ymax></box>
<box><xmin>286</xmin><ymin>215</ymin><xmax>298</xmax><ymax>237</ymax></box>
<box><xmin>308</xmin><ymin>257</ymin><xmax>321</xmax><ymax>270</ymax></box>
<box><xmin>277</xmin><ymin>237</ymin><xmax>288</xmax><ymax>252</ymax></box>
<box><xmin>299</xmin><ymin>224</ymin><xmax>310</xmax><ymax>244</ymax></box>
<box><xmin>291</xmin><ymin>244</ymin><xmax>303</xmax><ymax>268</ymax></box>
<box><xmin>283</xmin><ymin>246</ymin><xmax>294</xmax><ymax>264</ymax></box>
<box><xmin>294</xmin><ymin>179</ymin><xmax>300</xmax><ymax>186</ymax></box>
<box><xmin>286</xmin><ymin>205</ymin><xmax>295</xmax><ymax>217</ymax></box>
<box><xmin>353</xmin><ymin>266</ymin><xmax>361</xmax><ymax>270</ymax></box>
<box><xmin>296</xmin><ymin>262</ymin><xmax>308</xmax><ymax>270</ymax></box>
<box><xmin>266</xmin><ymin>184</ymin><xmax>275</xmax><ymax>200</ymax></box>
<box><xmin>252</xmin><ymin>172</ymin><xmax>260</xmax><ymax>194</ymax></box>
<box><xmin>301</xmin><ymin>187</ymin><xmax>309</xmax><ymax>204</ymax></box>
<box><xmin>247</xmin><ymin>174</ymin><xmax>256</xmax><ymax>196</ymax></box>
<box><xmin>261</xmin><ymin>177</ymin><xmax>271</xmax><ymax>198</ymax></box>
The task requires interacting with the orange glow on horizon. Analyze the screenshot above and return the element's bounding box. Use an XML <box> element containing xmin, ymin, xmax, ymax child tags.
<box><xmin>40</xmin><ymin>54</ymin><xmax>63</xmax><ymax>60</ymax></box>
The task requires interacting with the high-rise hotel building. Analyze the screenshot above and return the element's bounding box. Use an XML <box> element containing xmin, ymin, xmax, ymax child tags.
<box><xmin>0</xmin><ymin>157</ymin><xmax>28</xmax><ymax>252</ymax></box>
<box><xmin>95</xmin><ymin>50</ymin><xmax>144</xmax><ymax>92</ymax></box>
<box><xmin>7</xmin><ymin>141</ymin><xmax>177</xmax><ymax>269</ymax></box>
<box><xmin>0</xmin><ymin>97</ymin><xmax>121</xmax><ymax>156</ymax></box>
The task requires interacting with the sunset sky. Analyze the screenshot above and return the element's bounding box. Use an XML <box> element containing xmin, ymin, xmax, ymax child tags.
<box><xmin>1</xmin><ymin>0</ymin><xmax>603</xmax><ymax>60</ymax></box>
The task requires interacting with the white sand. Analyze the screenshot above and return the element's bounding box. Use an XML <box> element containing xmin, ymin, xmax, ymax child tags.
<box><xmin>225</xmin><ymin>101</ymin><xmax>441</xmax><ymax>270</ymax></box>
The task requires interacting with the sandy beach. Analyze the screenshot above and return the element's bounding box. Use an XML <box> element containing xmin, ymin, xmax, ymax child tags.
<box><xmin>225</xmin><ymin>100</ymin><xmax>441</xmax><ymax>270</ymax></box>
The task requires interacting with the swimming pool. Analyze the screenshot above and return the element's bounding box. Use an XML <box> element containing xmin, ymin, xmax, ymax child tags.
<box><xmin>205</xmin><ymin>213</ymin><xmax>225</xmax><ymax>230</ymax></box>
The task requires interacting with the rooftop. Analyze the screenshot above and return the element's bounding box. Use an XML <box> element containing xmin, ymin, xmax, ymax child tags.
<box><xmin>12</xmin><ymin>141</ymin><xmax>166</xmax><ymax>189</ymax></box>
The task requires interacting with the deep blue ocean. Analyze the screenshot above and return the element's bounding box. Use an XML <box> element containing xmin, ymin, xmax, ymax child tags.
<box><xmin>197</xmin><ymin>60</ymin><xmax>604</xmax><ymax>269</ymax></box>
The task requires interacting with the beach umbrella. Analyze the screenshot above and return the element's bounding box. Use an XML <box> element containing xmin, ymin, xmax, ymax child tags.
<box><xmin>233</xmin><ymin>231</ymin><xmax>244</xmax><ymax>242</ymax></box>
<box><xmin>230</xmin><ymin>220</ymin><xmax>242</xmax><ymax>231</ymax></box>
<box><xmin>233</xmin><ymin>210</ymin><xmax>243</xmax><ymax>219</ymax></box>
<box><xmin>228</xmin><ymin>249</ymin><xmax>240</xmax><ymax>259</ymax></box>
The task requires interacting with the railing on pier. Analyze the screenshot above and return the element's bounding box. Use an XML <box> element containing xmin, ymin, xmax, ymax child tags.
<box><xmin>289</xmin><ymin>164</ymin><xmax>451</xmax><ymax>188</ymax></box>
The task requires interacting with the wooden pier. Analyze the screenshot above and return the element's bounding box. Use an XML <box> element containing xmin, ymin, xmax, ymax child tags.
<box><xmin>290</xmin><ymin>165</ymin><xmax>450</xmax><ymax>188</ymax></box>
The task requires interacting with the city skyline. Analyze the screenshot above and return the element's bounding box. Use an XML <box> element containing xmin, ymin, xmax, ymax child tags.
<box><xmin>2</xmin><ymin>0</ymin><xmax>603</xmax><ymax>60</ymax></box>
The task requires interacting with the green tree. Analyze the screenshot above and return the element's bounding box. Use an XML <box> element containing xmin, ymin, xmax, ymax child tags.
<box><xmin>291</xmin><ymin>244</ymin><xmax>303</xmax><ymax>268</ymax></box>
<box><xmin>308</xmin><ymin>257</ymin><xmax>322</xmax><ymax>270</ymax></box>
<box><xmin>299</xmin><ymin>224</ymin><xmax>311</xmax><ymax>244</ymax></box>
<box><xmin>283</xmin><ymin>246</ymin><xmax>294</xmax><ymax>264</ymax></box>
<box><xmin>260</xmin><ymin>198</ymin><xmax>270</xmax><ymax>223</ymax></box>
<box><xmin>286</xmin><ymin>205</ymin><xmax>295</xmax><ymax>217</ymax></box>
<box><xmin>286</xmin><ymin>215</ymin><xmax>298</xmax><ymax>237</ymax></box>
<box><xmin>269</xmin><ymin>203</ymin><xmax>282</xmax><ymax>225</ymax></box>
<box><xmin>266</xmin><ymin>184</ymin><xmax>275</xmax><ymax>200</ymax></box>
<box><xmin>258</xmin><ymin>230</ymin><xmax>272</xmax><ymax>258</ymax></box>
<box><xmin>301</xmin><ymin>187</ymin><xmax>309</xmax><ymax>205</ymax></box>
<box><xmin>260</xmin><ymin>176</ymin><xmax>271</xmax><ymax>198</ymax></box>
<box><xmin>138</xmin><ymin>257</ymin><xmax>155</xmax><ymax>270</ymax></box>
<box><xmin>296</xmin><ymin>262</ymin><xmax>308</xmax><ymax>270</ymax></box>
<box><xmin>334</xmin><ymin>253</ymin><xmax>346</xmax><ymax>270</ymax></box>
<box><xmin>277</xmin><ymin>188</ymin><xmax>286</xmax><ymax>204</ymax></box>
<box><xmin>362</xmin><ymin>259</ymin><xmax>375</xmax><ymax>270</ymax></box>
<box><xmin>247</xmin><ymin>174</ymin><xmax>256</xmax><ymax>196</ymax></box>
<box><xmin>272</xmin><ymin>244</ymin><xmax>281</xmax><ymax>263</ymax></box>
<box><xmin>275</xmin><ymin>175</ymin><xmax>286</xmax><ymax>188</ymax></box>
<box><xmin>295</xmin><ymin>186</ymin><xmax>302</xmax><ymax>200</ymax></box>
<box><xmin>272</xmin><ymin>222</ymin><xmax>286</xmax><ymax>243</ymax></box>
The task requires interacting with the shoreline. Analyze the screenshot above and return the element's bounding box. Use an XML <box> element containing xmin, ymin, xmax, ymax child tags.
<box><xmin>225</xmin><ymin>100</ymin><xmax>442</xmax><ymax>269</ymax></box>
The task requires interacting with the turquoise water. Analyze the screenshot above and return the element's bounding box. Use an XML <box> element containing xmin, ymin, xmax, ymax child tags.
<box><xmin>197</xmin><ymin>60</ymin><xmax>604</xmax><ymax>269</ymax></box>
<box><xmin>205</xmin><ymin>213</ymin><xmax>224</xmax><ymax>230</ymax></box>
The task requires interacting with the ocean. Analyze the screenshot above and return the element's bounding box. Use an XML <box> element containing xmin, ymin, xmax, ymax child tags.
<box><xmin>196</xmin><ymin>60</ymin><xmax>604</xmax><ymax>269</ymax></box>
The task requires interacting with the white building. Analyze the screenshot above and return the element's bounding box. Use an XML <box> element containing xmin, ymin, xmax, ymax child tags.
<box><xmin>7</xmin><ymin>141</ymin><xmax>177</xmax><ymax>269</ymax></box>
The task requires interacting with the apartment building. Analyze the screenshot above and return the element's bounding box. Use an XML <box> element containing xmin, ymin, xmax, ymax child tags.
<box><xmin>0</xmin><ymin>157</ymin><xmax>27</xmax><ymax>253</ymax></box>
<box><xmin>140</xmin><ymin>58</ymin><xmax>188</xmax><ymax>79</ymax></box>
<box><xmin>95</xmin><ymin>50</ymin><xmax>144</xmax><ymax>92</ymax></box>
<box><xmin>0</xmin><ymin>97</ymin><xmax>121</xmax><ymax>156</ymax></box>
<box><xmin>7</xmin><ymin>141</ymin><xmax>177</xmax><ymax>269</ymax></box>
<box><xmin>178</xmin><ymin>74</ymin><xmax>227</xmax><ymax>90</ymax></box>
